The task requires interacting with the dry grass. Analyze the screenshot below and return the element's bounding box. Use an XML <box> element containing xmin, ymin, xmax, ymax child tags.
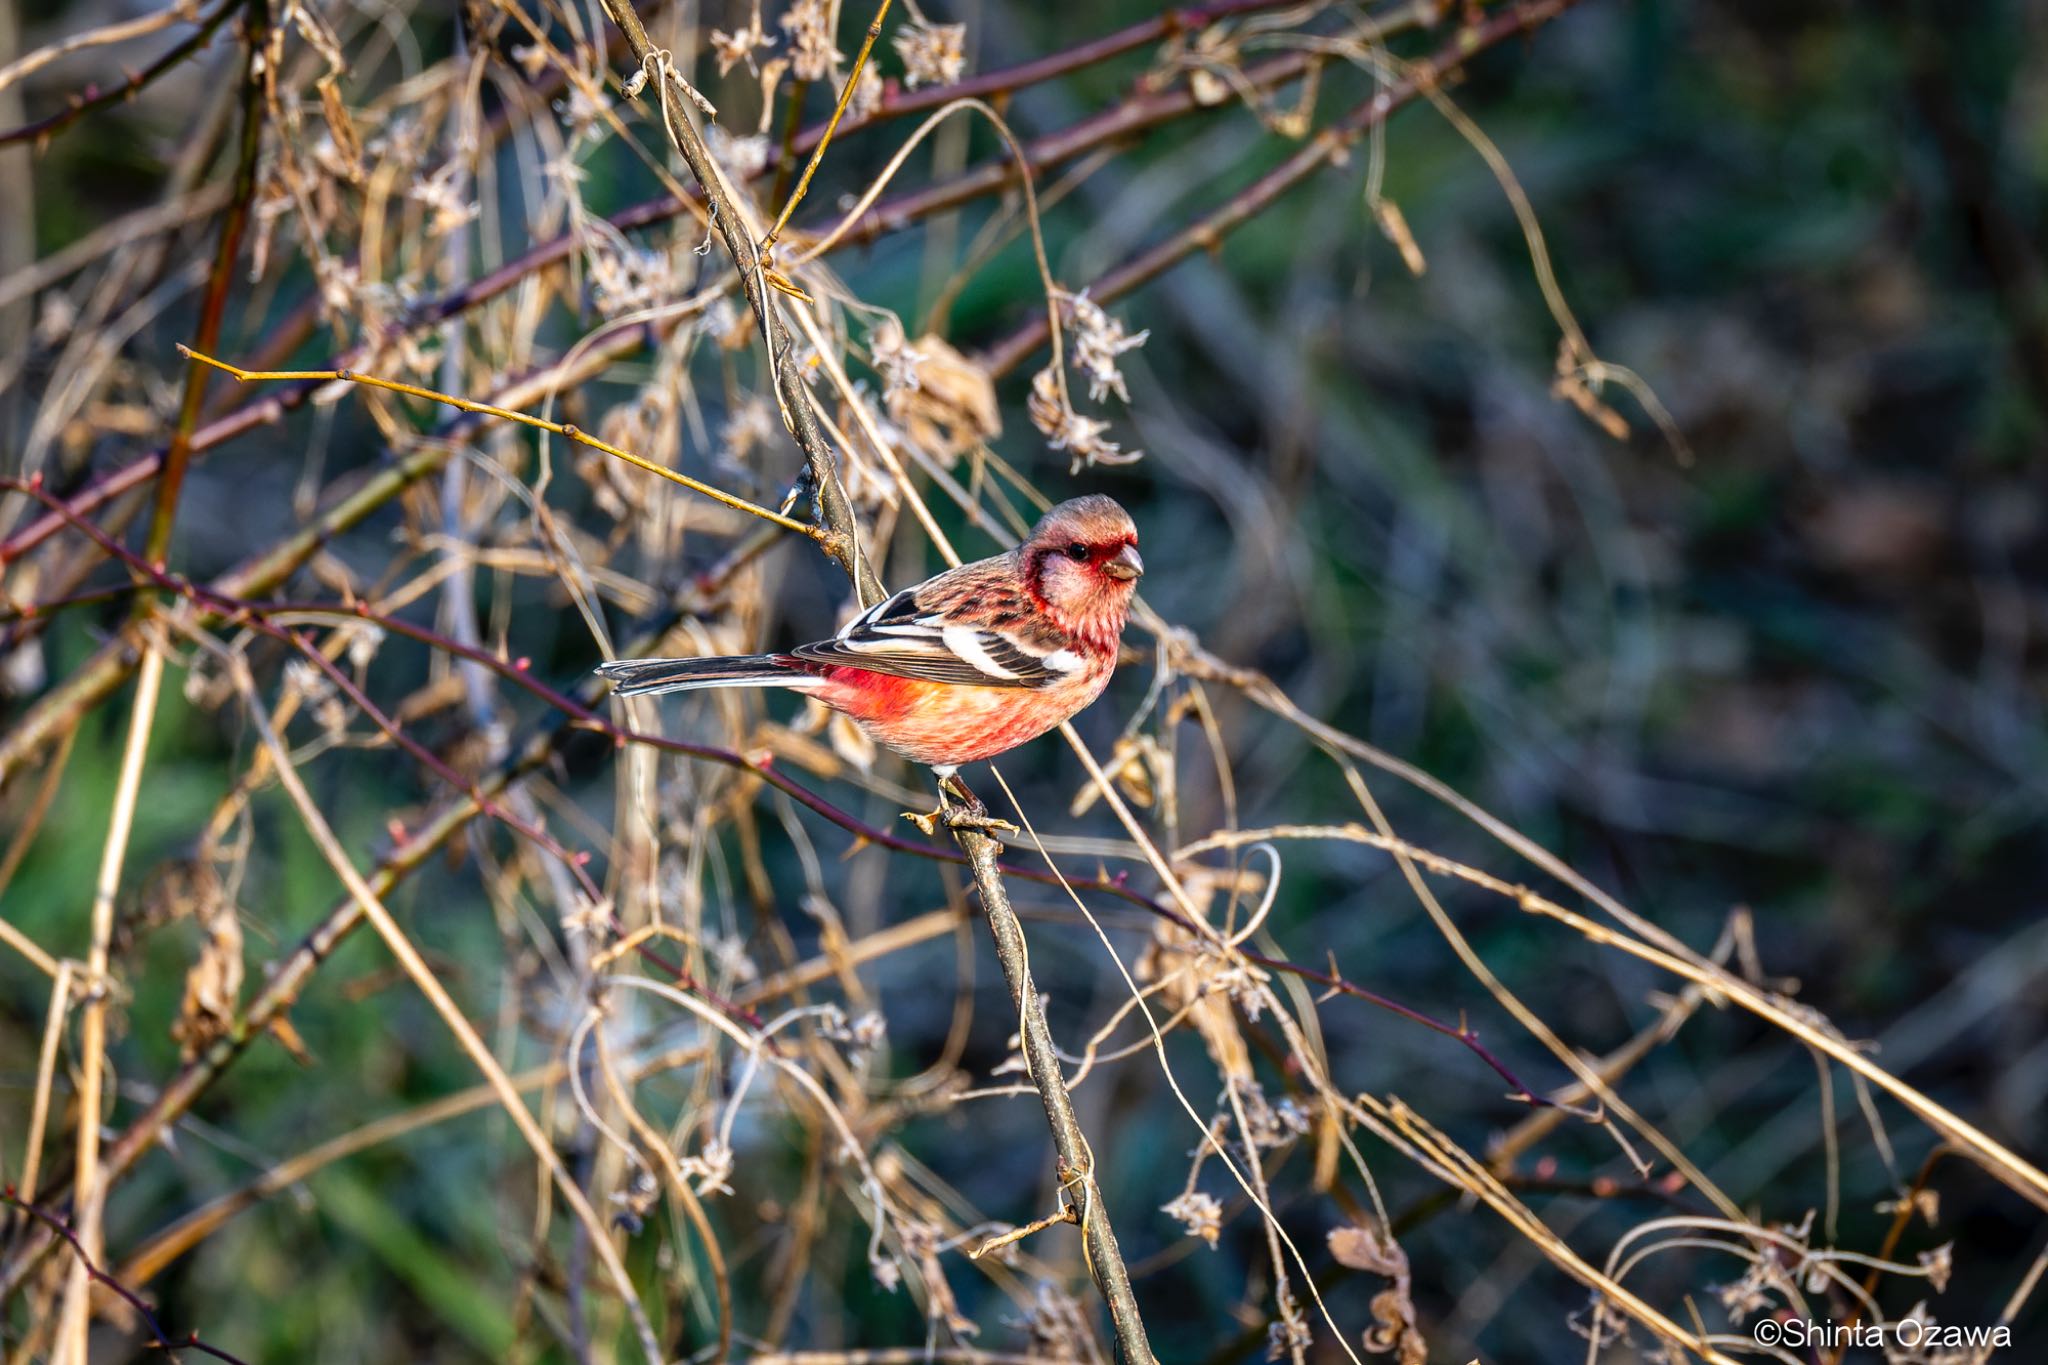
<box><xmin>1</xmin><ymin>0</ymin><xmax>2043</xmax><ymax>1362</ymax></box>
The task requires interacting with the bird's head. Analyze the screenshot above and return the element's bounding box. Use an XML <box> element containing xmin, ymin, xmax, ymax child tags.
<box><xmin>1022</xmin><ymin>494</ymin><xmax>1143</xmax><ymax>643</ymax></box>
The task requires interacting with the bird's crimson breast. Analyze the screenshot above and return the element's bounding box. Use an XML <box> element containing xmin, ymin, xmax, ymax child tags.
<box><xmin>811</xmin><ymin>659</ymin><xmax>1112</xmax><ymax>767</ymax></box>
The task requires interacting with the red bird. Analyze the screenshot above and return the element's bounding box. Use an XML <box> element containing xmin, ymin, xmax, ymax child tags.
<box><xmin>597</xmin><ymin>495</ymin><xmax>1143</xmax><ymax>826</ymax></box>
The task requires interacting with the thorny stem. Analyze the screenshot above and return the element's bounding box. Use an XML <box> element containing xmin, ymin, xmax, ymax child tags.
<box><xmin>3</xmin><ymin>1190</ymin><xmax>253</xmax><ymax>1365</ymax></box>
<box><xmin>2</xmin><ymin>478</ymin><xmax>765</xmax><ymax>1013</ymax></box>
<box><xmin>599</xmin><ymin>0</ymin><xmax>884</xmax><ymax>608</ymax></box>
<box><xmin>0</xmin><ymin>434</ymin><xmax>453</xmax><ymax>788</ymax></box>
<box><xmin>954</xmin><ymin>823</ymin><xmax>1158</xmax><ymax>1364</ymax></box>
<box><xmin>0</xmin><ymin>0</ymin><xmax>239</xmax><ymax>148</ymax></box>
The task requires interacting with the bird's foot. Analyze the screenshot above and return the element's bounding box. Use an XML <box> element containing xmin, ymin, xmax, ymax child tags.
<box><xmin>900</xmin><ymin>771</ymin><xmax>1019</xmax><ymax>841</ymax></box>
<box><xmin>941</xmin><ymin>805</ymin><xmax>1020</xmax><ymax>840</ymax></box>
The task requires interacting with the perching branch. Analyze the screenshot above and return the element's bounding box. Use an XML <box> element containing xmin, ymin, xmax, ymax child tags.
<box><xmin>953</xmin><ymin>824</ymin><xmax>1159</xmax><ymax>1364</ymax></box>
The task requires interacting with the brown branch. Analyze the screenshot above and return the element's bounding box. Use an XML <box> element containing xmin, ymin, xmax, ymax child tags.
<box><xmin>953</xmin><ymin>825</ymin><xmax>1158</xmax><ymax>1364</ymax></box>
<box><xmin>141</xmin><ymin>0</ymin><xmax>268</xmax><ymax>569</ymax></box>
<box><xmin>0</xmin><ymin>434</ymin><xmax>452</xmax><ymax>789</ymax></box>
<box><xmin>819</xmin><ymin>51</ymin><xmax>1311</xmax><ymax>253</ymax></box>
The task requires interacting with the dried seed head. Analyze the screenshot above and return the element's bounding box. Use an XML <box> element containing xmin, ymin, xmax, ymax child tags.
<box><xmin>882</xmin><ymin>333</ymin><xmax>999</xmax><ymax>466</ymax></box>
<box><xmin>710</xmin><ymin>17</ymin><xmax>775</xmax><ymax>76</ymax></box>
<box><xmin>780</xmin><ymin>0</ymin><xmax>842</xmax><ymax>82</ymax></box>
<box><xmin>409</xmin><ymin>163</ymin><xmax>478</xmax><ymax>238</ymax></box>
<box><xmin>894</xmin><ymin>18</ymin><xmax>967</xmax><ymax>89</ymax></box>
<box><xmin>678</xmin><ymin>1138</ymin><xmax>735</xmax><ymax>1196</ymax></box>
<box><xmin>1063</xmin><ymin>289</ymin><xmax>1149</xmax><ymax>404</ymax></box>
<box><xmin>867</xmin><ymin>314</ymin><xmax>926</xmax><ymax>398</ymax></box>
<box><xmin>1161</xmin><ymin>1191</ymin><xmax>1223</xmax><ymax>1246</ymax></box>
<box><xmin>1029</xmin><ymin>366</ymin><xmax>1142</xmax><ymax>472</ymax></box>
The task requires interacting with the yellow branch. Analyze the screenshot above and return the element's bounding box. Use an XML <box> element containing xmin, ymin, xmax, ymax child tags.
<box><xmin>177</xmin><ymin>345</ymin><xmax>819</xmax><ymax>538</ymax></box>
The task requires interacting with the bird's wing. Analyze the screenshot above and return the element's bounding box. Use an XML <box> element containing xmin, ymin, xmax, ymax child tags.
<box><xmin>788</xmin><ymin>560</ymin><xmax>1083</xmax><ymax>689</ymax></box>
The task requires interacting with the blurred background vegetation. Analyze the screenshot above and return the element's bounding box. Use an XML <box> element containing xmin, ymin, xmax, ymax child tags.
<box><xmin>2</xmin><ymin>0</ymin><xmax>2045</xmax><ymax>1360</ymax></box>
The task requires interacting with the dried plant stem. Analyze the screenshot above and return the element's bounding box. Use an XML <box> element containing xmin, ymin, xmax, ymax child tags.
<box><xmin>0</xmin><ymin>1</ymin><xmax>201</xmax><ymax>96</ymax></box>
<box><xmin>145</xmin><ymin>1</ymin><xmax>265</xmax><ymax>567</ymax></box>
<box><xmin>600</xmin><ymin>0</ymin><xmax>883</xmax><ymax>608</ymax></box>
<box><xmin>953</xmin><ymin>826</ymin><xmax>1157</xmax><ymax>1364</ymax></box>
<box><xmin>968</xmin><ymin>1204</ymin><xmax>1078</xmax><ymax>1261</ymax></box>
<box><xmin>0</xmin><ymin>913</ymin><xmax>58</xmax><ymax>976</ymax></box>
<box><xmin>1186</xmin><ymin>643</ymin><xmax>2048</xmax><ymax>1212</ymax></box>
<box><xmin>763</xmin><ymin>0</ymin><xmax>895</xmax><ymax>250</ymax></box>
<box><xmin>1375</xmin><ymin>1097</ymin><xmax>1742</xmax><ymax>1365</ymax></box>
<box><xmin>18</xmin><ymin>960</ymin><xmax>75</xmax><ymax>1206</ymax></box>
<box><xmin>224</xmin><ymin>652</ymin><xmax>664</xmax><ymax>1364</ymax></box>
<box><xmin>592</xmin><ymin>1021</ymin><xmax>734</xmax><ymax>1362</ymax></box>
<box><xmin>114</xmin><ymin>1035</ymin><xmax>715</xmax><ymax>1288</ymax></box>
<box><xmin>55</xmin><ymin>640</ymin><xmax>163</xmax><ymax>1365</ymax></box>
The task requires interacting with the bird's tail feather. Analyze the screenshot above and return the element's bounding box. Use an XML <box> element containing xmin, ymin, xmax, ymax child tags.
<box><xmin>595</xmin><ymin>654</ymin><xmax>812</xmax><ymax>697</ymax></box>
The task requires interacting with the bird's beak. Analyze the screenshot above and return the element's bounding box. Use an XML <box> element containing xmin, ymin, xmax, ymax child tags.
<box><xmin>1103</xmin><ymin>543</ymin><xmax>1144</xmax><ymax>582</ymax></box>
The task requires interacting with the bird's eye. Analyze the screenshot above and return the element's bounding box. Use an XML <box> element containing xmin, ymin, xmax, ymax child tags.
<box><xmin>1065</xmin><ymin>542</ymin><xmax>1091</xmax><ymax>562</ymax></box>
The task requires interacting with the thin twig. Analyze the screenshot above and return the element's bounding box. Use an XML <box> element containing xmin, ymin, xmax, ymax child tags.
<box><xmin>218</xmin><ymin>646</ymin><xmax>665</xmax><ymax>1364</ymax></box>
<box><xmin>177</xmin><ymin>346</ymin><xmax>818</xmax><ymax>536</ymax></box>
<box><xmin>981</xmin><ymin>0</ymin><xmax>1587</xmax><ymax>379</ymax></box>
<box><xmin>762</xmin><ymin>0</ymin><xmax>895</xmax><ymax>251</ymax></box>
<box><xmin>0</xmin><ymin>1</ymin><xmax>200</xmax><ymax>96</ymax></box>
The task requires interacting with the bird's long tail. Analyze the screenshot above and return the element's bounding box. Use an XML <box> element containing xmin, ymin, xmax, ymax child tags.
<box><xmin>595</xmin><ymin>654</ymin><xmax>815</xmax><ymax>697</ymax></box>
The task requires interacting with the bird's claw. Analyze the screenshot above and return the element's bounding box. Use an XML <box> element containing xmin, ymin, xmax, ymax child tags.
<box><xmin>900</xmin><ymin>803</ymin><xmax>1020</xmax><ymax>840</ymax></box>
<box><xmin>903</xmin><ymin>772</ymin><xmax>1019</xmax><ymax>841</ymax></box>
<box><xmin>942</xmin><ymin>806</ymin><xmax>1020</xmax><ymax>839</ymax></box>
